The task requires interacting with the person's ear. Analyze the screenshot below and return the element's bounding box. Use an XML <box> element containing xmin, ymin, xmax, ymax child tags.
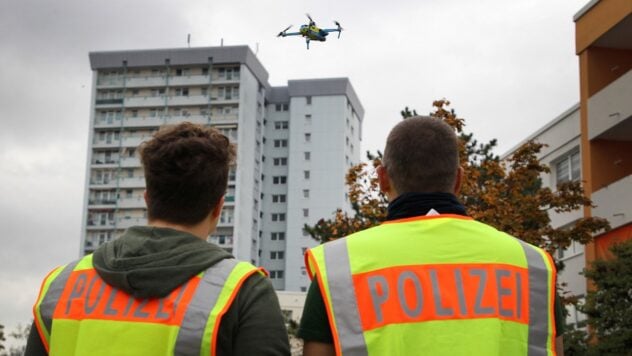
<box><xmin>453</xmin><ymin>166</ymin><xmax>464</xmax><ymax>195</ymax></box>
<box><xmin>377</xmin><ymin>165</ymin><xmax>396</xmax><ymax>200</ymax></box>
<box><xmin>211</xmin><ymin>196</ymin><xmax>225</xmax><ymax>220</ymax></box>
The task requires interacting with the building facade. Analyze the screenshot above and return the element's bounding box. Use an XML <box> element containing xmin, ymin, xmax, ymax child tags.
<box><xmin>501</xmin><ymin>0</ymin><xmax>631</xmax><ymax>328</ymax></box>
<box><xmin>574</xmin><ymin>0</ymin><xmax>632</xmax><ymax>267</ymax></box>
<box><xmin>502</xmin><ymin>104</ymin><xmax>587</xmax><ymax>328</ymax></box>
<box><xmin>82</xmin><ymin>46</ymin><xmax>364</xmax><ymax>292</ymax></box>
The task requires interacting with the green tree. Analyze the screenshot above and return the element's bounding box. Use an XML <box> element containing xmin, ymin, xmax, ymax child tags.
<box><xmin>581</xmin><ymin>240</ymin><xmax>632</xmax><ymax>355</ymax></box>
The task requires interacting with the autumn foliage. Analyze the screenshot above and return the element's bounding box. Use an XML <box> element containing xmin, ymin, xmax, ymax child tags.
<box><xmin>304</xmin><ymin>99</ymin><xmax>609</xmax><ymax>259</ymax></box>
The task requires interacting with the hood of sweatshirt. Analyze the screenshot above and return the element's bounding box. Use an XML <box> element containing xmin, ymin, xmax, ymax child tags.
<box><xmin>92</xmin><ymin>226</ymin><xmax>232</xmax><ymax>299</ymax></box>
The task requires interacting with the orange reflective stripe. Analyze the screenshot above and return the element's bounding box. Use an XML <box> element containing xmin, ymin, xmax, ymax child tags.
<box><xmin>352</xmin><ymin>263</ymin><xmax>529</xmax><ymax>331</ymax></box>
<box><xmin>53</xmin><ymin>269</ymin><xmax>200</xmax><ymax>325</ymax></box>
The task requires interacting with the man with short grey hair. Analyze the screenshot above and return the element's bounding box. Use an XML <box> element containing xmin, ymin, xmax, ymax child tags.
<box><xmin>299</xmin><ymin>117</ymin><xmax>564</xmax><ymax>356</ymax></box>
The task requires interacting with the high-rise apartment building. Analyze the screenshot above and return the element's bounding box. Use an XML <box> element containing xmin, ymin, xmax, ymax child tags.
<box><xmin>82</xmin><ymin>46</ymin><xmax>363</xmax><ymax>291</ymax></box>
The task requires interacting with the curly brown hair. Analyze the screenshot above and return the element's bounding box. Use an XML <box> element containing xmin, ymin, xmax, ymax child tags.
<box><xmin>139</xmin><ymin>122</ymin><xmax>235</xmax><ymax>225</ymax></box>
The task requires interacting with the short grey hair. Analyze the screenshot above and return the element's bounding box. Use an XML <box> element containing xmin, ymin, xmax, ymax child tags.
<box><xmin>382</xmin><ymin>117</ymin><xmax>459</xmax><ymax>194</ymax></box>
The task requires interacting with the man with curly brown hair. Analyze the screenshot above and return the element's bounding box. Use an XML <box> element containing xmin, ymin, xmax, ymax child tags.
<box><xmin>27</xmin><ymin>123</ymin><xmax>290</xmax><ymax>355</ymax></box>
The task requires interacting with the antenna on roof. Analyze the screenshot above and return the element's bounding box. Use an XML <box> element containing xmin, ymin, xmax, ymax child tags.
<box><xmin>187</xmin><ymin>34</ymin><xmax>191</xmax><ymax>48</ymax></box>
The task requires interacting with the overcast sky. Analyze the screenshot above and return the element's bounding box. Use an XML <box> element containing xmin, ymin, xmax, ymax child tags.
<box><xmin>0</xmin><ymin>0</ymin><xmax>587</xmax><ymax>334</ymax></box>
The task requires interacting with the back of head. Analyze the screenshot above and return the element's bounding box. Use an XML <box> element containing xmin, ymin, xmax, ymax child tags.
<box><xmin>382</xmin><ymin>117</ymin><xmax>459</xmax><ymax>194</ymax></box>
<box><xmin>140</xmin><ymin>122</ymin><xmax>235</xmax><ymax>225</ymax></box>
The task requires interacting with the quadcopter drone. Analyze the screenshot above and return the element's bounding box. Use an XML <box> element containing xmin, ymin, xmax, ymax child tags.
<box><xmin>277</xmin><ymin>14</ymin><xmax>343</xmax><ymax>49</ymax></box>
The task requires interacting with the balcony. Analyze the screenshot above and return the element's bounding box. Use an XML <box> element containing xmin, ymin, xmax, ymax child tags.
<box><xmin>120</xmin><ymin>135</ymin><xmax>149</xmax><ymax>148</ymax></box>
<box><xmin>163</xmin><ymin>115</ymin><xmax>209</xmax><ymax>126</ymax></box>
<box><xmin>119</xmin><ymin>157</ymin><xmax>141</xmax><ymax>168</ymax></box>
<box><xmin>168</xmin><ymin>95</ymin><xmax>210</xmax><ymax>106</ymax></box>
<box><xmin>217</xmin><ymin>219</ymin><xmax>234</xmax><ymax>227</ymax></box>
<box><xmin>118</xmin><ymin>176</ymin><xmax>146</xmax><ymax>188</ymax></box>
<box><xmin>209</xmin><ymin>114</ymin><xmax>239</xmax><ymax>125</ymax></box>
<box><xmin>169</xmin><ymin>75</ymin><xmax>211</xmax><ymax>86</ymax></box>
<box><xmin>118</xmin><ymin>196</ymin><xmax>146</xmax><ymax>209</ymax></box>
<box><xmin>89</xmin><ymin>178</ymin><xmax>117</xmax><ymax>188</ymax></box>
<box><xmin>95</xmin><ymin>97</ymin><xmax>124</xmax><ymax>108</ymax></box>
<box><xmin>125</xmin><ymin>96</ymin><xmax>167</xmax><ymax>108</ymax></box>
<box><xmin>90</xmin><ymin>159</ymin><xmax>118</xmax><ymax>168</ymax></box>
<box><xmin>94</xmin><ymin>116</ymin><xmax>124</xmax><ymax>128</ymax></box>
<box><xmin>88</xmin><ymin>199</ymin><xmax>117</xmax><ymax>207</ymax></box>
<box><xmin>588</xmin><ymin>70</ymin><xmax>632</xmax><ymax>140</ymax></box>
<box><xmin>592</xmin><ymin>174</ymin><xmax>632</xmax><ymax>231</ymax></box>
<box><xmin>94</xmin><ymin>116</ymin><xmax>164</xmax><ymax>129</ymax></box>
<box><xmin>86</xmin><ymin>220</ymin><xmax>115</xmax><ymax>230</ymax></box>
<box><xmin>126</xmin><ymin>75</ymin><xmax>167</xmax><ymax>88</ymax></box>
<box><xmin>92</xmin><ymin>140</ymin><xmax>120</xmax><ymax>149</ymax></box>
<box><xmin>116</xmin><ymin>217</ymin><xmax>146</xmax><ymax>229</ymax></box>
<box><xmin>96</xmin><ymin>77</ymin><xmax>125</xmax><ymax>88</ymax></box>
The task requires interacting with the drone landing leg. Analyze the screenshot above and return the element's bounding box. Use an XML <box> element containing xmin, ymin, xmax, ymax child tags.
<box><xmin>306</xmin><ymin>39</ymin><xmax>310</xmax><ymax>50</ymax></box>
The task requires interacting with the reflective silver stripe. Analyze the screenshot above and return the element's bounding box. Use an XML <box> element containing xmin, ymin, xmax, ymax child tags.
<box><xmin>174</xmin><ymin>258</ymin><xmax>239</xmax><ymax>356</ymax></box>
<box><xmin>39</xmin><ymin>260</ymin><xmax>81</xmax><ymax>334</ymax></box>
<box><xmin>515</xmin><ymin>239</ymin><xmax>552</xmax><ymax>356</ymax></box>
<box><xmin>323</xmin><ymin>238</ymin><xmax>368</xmax><ymax>356</ymax></box>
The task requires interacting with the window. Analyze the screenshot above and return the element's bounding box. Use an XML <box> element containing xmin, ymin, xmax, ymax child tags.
<box><xmin>300</xmin><ymin>287</ymin><xmax>307</xmax><ymax>292</ymax></box>
<box><xmin>303</xmin><ymin>209</ymin><xmax>309</xmax><ymax>217</ymax></box>
<box><xmin>303</xmin><ymin>189</ymin><xmax>310</xmax><ymax>198</ymax></box>
<box><xmin>282</xmin><ymin>104</ymin><xmax>289</xmax><ymax>111</ymax></box>
<box><xmin>273</xmin><ymin>176</ymin><xmax>287</xmax><ymax>184</ymax></box>
<box><xmin>304</xmin><ymin>152</ymin><xmax>311</xmax><ymax>161</ymax></box>
<box><xmin>274</xmin><ymin>139</ymin><xmax>288</xmax><ymax>148</ymax></box>
<box><xmin>273</xmin><ymin>157</ymin><xmax>288</xmax><ymax>166</ymax></box>
<box><xmin>270</xmin><ymin>251</ymin><xmax>285</xmax><ymax>260</ymax></box>
<box><xmin>175</xmin><ymin>87</ymin><xmax>189</xmax><ymax>96</ymax></box>
<box><xmin>270</xmin><ymin>270</ymin><xmax>285</xmax><ymax>279</ymax></box>
<box><xmin>305</xmin><ymin>133</ymin><xmax>311</xmax><ymax>142</ymax></box>
<box><xmin>306</xmin><ymin>96</ymin><xmax>312</xmax><ymax>105</ymax></box>
<box><xmin>304</xmin><ymin>170</ymin><xmax>310</xmax><ymax>179</ymax></box>
<box><xmin>305</xmin><ymin>114</ymin><xmax>312</xmax><ymax>122</ymax></box>
<box><xmin>558</xmin><ymin>239</ymin><xmax>583</xmax><ymax>260</ymax></box>
<box><xmin>271</xmin><ymin>213</ymin><xmax>286</xmax><ymax>222</ymax></box>
<box><xmin>272</xmin><ymin>194</ymin><xmax>286</xmax><ymax>203</ymax></box>
<box><xmin>275</xmin><ymin>104</ymin><xmax>282</xmax><ymax>111</ymax></box>
<box><xmin>555</xmin><ymin>151</ymin><xmax>581</xmax><ymax>184</ymax></box>
<box><xmin>274</xmin><ymin>121</ymin><xmax>289</xmax><ymax>130</ymax></box>
<box><xmin>271</xmin><ymin>232</ymin><xmax>286</xmax><ymax>241</ymax></box>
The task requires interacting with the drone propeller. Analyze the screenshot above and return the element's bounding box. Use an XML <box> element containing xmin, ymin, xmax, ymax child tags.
<box><xmin>277</xmin><ymin>25</ymin><xmax>292</xmax><ymax>37</ymax></box>
<box><xmin>334</xmin><ymin>21</ymin><xmax>343</xmax><ymax>38</ymax></box>
<box><xmin>306</xmin><ymin>13</ymin><xmax>315</xmax><ymax>25</ymax></box>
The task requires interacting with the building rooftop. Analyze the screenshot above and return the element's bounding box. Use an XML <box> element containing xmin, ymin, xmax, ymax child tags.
<box><xmin>89</xmin><ymin>45</ymin><xmax>269</xmax><ymax>85</ymax></box>
<box><xmin>501</xmin><ymin>103</ymin><xmax>580</xmax><ymax>159</ymax></box>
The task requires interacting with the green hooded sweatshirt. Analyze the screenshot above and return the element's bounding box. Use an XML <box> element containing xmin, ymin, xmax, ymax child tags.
<box><xmin>26</xmin><ymin>226</ymin><xmax>290</xmax><ymax>356</ymax></box>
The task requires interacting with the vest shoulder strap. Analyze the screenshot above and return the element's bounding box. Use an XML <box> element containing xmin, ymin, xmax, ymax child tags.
<box><xmin>174</xmin><ymin>258</ymin><xmax>262</xmax><ymax>356</ymax></box>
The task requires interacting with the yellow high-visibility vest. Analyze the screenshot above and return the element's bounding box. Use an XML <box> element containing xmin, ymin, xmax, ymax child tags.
<box><xmin>306</xmin><ymin>214</ymin><xmax>557</xmax><ymax>356</ymax></box>
<box><xmin>33</xmin><ymin>254</ymin><xmax>262</xmax><ymax>356</ymax></box>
